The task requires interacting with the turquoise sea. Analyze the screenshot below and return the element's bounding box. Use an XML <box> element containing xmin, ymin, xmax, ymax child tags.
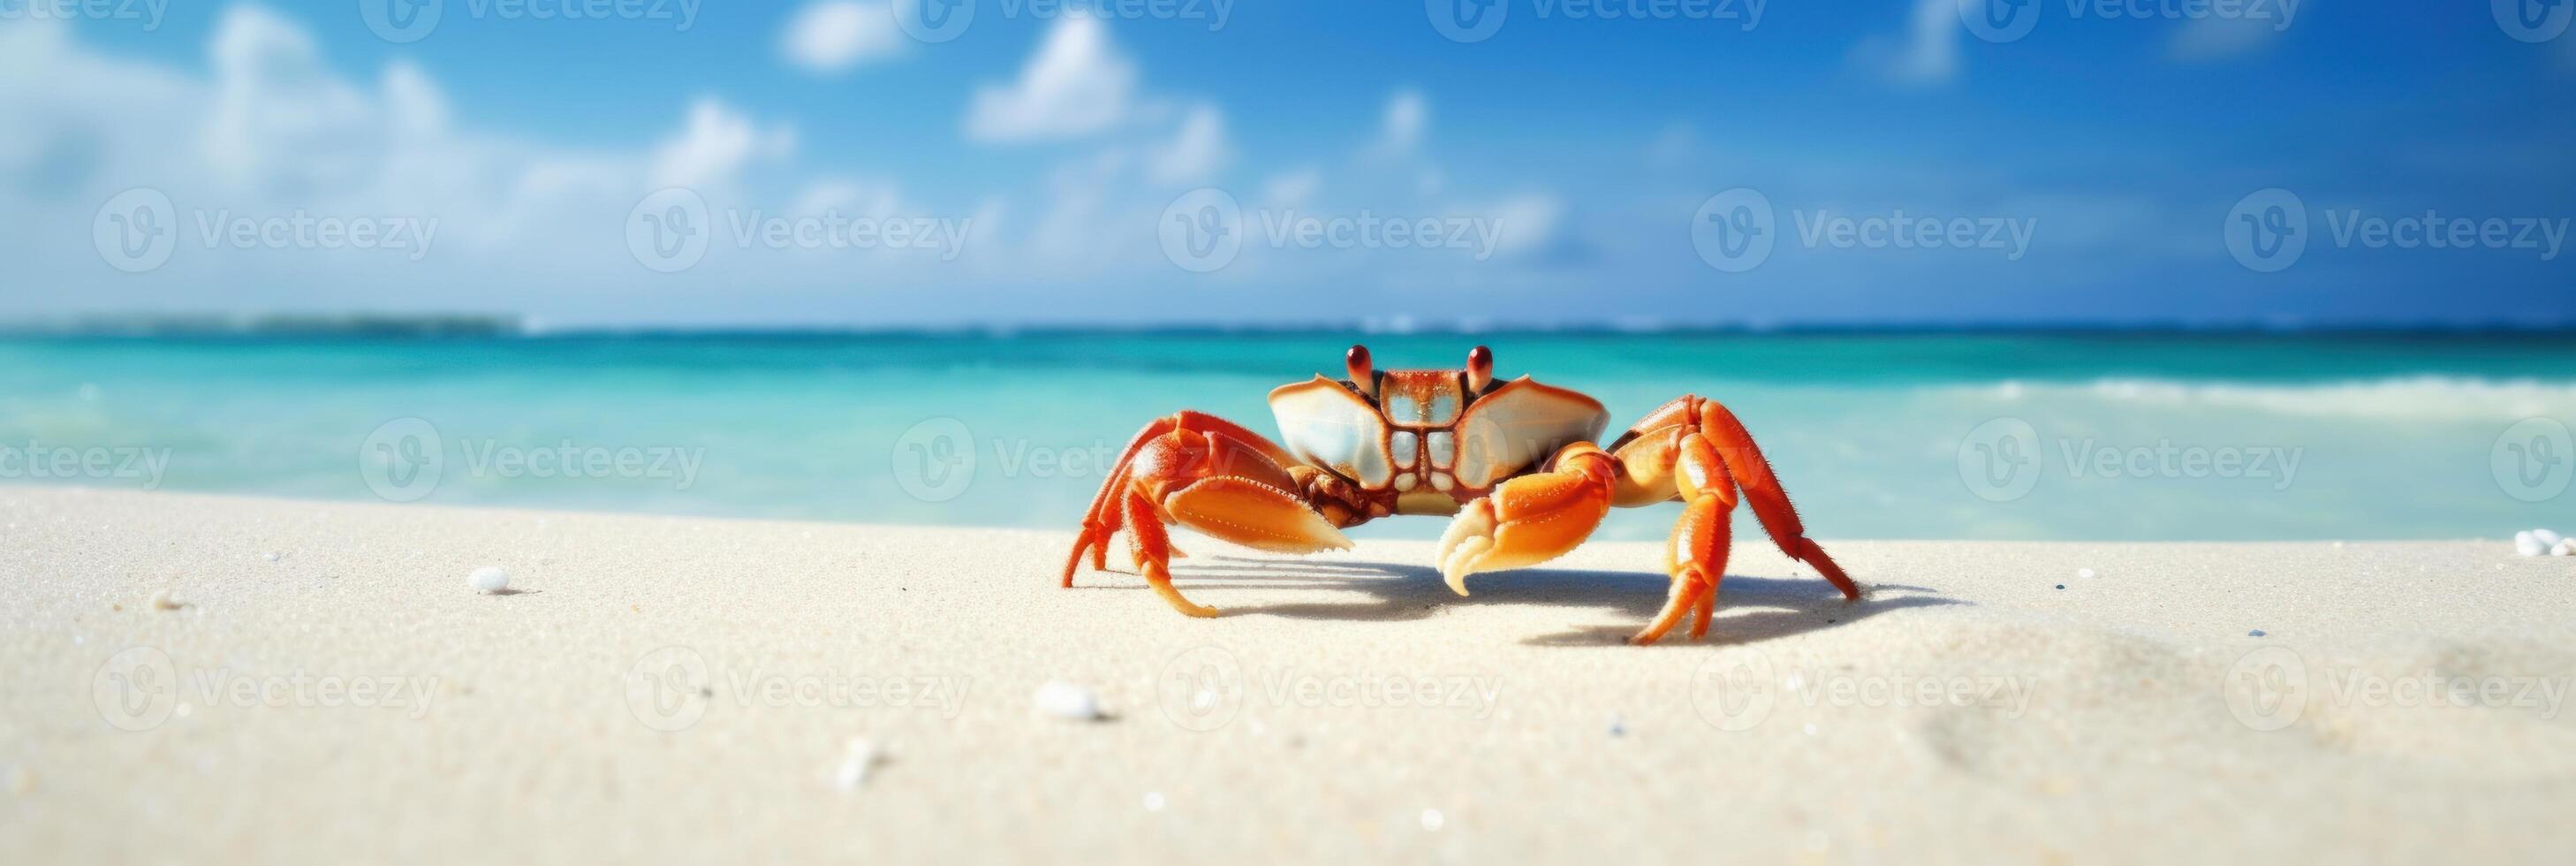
<box><xmin>1</xmin><ymin>331</ymin><xmax>2570</xmax><ymax>541</ymax></box>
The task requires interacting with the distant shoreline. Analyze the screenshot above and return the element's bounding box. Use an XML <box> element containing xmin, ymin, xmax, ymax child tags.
<box><xmin>6</xmin><ymin>315</ymin><xmax>2576</xmax><ymax>340</ymax></box>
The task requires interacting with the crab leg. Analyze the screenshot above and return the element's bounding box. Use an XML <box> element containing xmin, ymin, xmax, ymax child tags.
<box><xmin>1064</xmin><ymin>411</ymin><xmax>1305</xmax><ymax>587</ymax></box>
<box><xmin>1633</xmin><ymin>432</ymin><xmax>1735</xmax><ymax>645</ymax></box>
<box><xmin>1687</xmin><ymin>399</ymin><xmax>1861</xmax><ymax>601</ymax></box>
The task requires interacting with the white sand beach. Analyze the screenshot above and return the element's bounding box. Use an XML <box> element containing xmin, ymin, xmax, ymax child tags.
<box><xmin>4</xmin><ymin>487</ymin><xmax>2573</xmax><ymax>863</ymax></box>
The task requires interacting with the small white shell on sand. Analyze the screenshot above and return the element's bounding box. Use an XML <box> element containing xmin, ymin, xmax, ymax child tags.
<box><xmin>2555</xmin><ymin>538</ymin><xmax>2576</xmax><ymax>557</ymax></box>
<box><xmin>1142</xmin><ymin>791</ymin><xmax>1166</xmax><ymax>811</ymax></box>
<box><xmin>2077</xmin><ymin>567</ymin><xmax>2097</xmax><ymax>580</ymax></box>
<box><xmin>2535</xmin><ymin>529</ymin><xmax>2566</xmax><ymax>549</ymax></box>
<box><xmin>830</xmin><ymin>737</ymin><xmax>880</xmax><ymax>792</ymax></box>
<box><xmin>148</xmin><ymin>589</ymin><xmax>180</xmax><ymax>611</ymax></box>
<box><xmin>1420</xmin><ymin>809</ymin><xmax>1445</xmax><ymax>831</ymax></box>
<box><xmin>1034</xmin><ymin>680</ymin><xmax>1102</xmax><ymax>721</ymax></box>
<box><xmin>469</xmin><ymin>566</ymin><xmax>511</xmax><ymax>593</ymax></box>
<box><xmin>2515</xmin><ymin>531</ymin><xmax>2547</xmax><ymax>557</ymax></box>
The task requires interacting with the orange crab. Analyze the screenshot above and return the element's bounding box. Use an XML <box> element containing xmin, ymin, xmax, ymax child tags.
<box><xmin>1061</xmin><ymin>345</ymin><xmax>1860</xmax><ymax>644</ymax></box>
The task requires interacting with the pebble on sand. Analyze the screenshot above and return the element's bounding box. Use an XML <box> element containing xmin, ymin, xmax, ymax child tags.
<box><xmin>469</xmin><ymin>566</ymin><xmax>510</xmax><ymax>594</ymax></box>
<box><xmin>2248</xmin><ymin>629</ymin><xmax>2267</xmax><ymax>637</ymax></box>
<box><xmin>1033</xmin><ymin>680</ymin><xmax>1103</xmax><ymax>721</ymax></box>
<box><xmin>148</xmin><ymin>589</ymin><xmax>180</xmax><ymax>611</ymax></box>
<box><xmin>2077</xmin><ymin>567</ymin><xmax>2096</xmax><ymax>579</ymax></box>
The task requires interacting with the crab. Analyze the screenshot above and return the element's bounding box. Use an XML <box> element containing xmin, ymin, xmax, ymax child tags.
<box><xmin>1060</xmin><ymin>345</ymin><xmax>1860</xmax><ymax>644</ymax></box>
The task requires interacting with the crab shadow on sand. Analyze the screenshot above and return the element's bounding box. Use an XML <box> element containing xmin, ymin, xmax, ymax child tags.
<box><xmin>1088</xmin><ymin>554</ymin><xmax>1960</xmax><ymax>648</ymax></box>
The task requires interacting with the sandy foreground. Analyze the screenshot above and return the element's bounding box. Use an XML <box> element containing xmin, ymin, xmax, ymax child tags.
<box><xmin>3</xmin><ymin>488</ymin><xmax>2574</xmax><ymax>863</ymax></box>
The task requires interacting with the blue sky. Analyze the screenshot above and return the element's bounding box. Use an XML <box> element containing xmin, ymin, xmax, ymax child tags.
<box><xmin>4</xmin><ymin>0</ymin><xmax>2572</xmax><ymax>328</ymax></box>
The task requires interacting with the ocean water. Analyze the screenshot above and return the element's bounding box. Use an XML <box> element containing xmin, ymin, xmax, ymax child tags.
<box><xmin>0</xmin><ymin>332</ymin><xmax>2570</xmax><ymax>541</ymax></box>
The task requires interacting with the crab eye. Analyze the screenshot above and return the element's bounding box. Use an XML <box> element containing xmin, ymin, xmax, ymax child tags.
<box><xmin>1466</xmin><ymin>345</ymin><xmax>1494</xmax><ymax>391</ymax></box>
<box><xmin>1346</xmin><ymin>345</ymin><xmax>1376</xmax><ymax>397</ymax></box>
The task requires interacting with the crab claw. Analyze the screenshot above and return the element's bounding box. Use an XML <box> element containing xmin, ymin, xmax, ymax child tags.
<box><xmin>1165</xmin><ymin>477</ymin><xmax>1354</xmax><ymax>554</ymax></box>
<box><xmin>1435</xmin><ymin>461</ymin><xmax>1612</xmax><ymax>596</ymax></box>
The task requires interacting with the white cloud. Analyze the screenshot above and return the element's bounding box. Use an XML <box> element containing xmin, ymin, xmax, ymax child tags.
<box><xmin>1367</xmin><ymin>89</ymin><xmax>1427</xmax><ymax>160</ymax></box>
<box><xmin>1261</xmin><ymin>168</ymin><xmax>1321</xmax><ymax>208</ymax></box>
<box><xmin>650</xmin><ymin>98</ymin><xmax>796</xmax><ymax>189</ymax></box>
<box><xmin>1471</xmin><ymin>194</ymin><xmax>1563</xmax><ymax>257</ymax></box>
<box><xmin>965</xmin><ymin>14</ymin><xmax>1137</xmax><ymax>142</ymax></box>
<box><xmin>1852</xmin><ymin>0</ymin><xmax>1958</xmax><ymax>87</ymax></box>
<box><xmin>782</xmin><ymin>1</ymin><xmax>905</xmax><ymax>73</ymax></box>
<box><xmin>1148</xmin><ymin>104</ymin><xmax>1230</xmax><ymax>185</ymax></box>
